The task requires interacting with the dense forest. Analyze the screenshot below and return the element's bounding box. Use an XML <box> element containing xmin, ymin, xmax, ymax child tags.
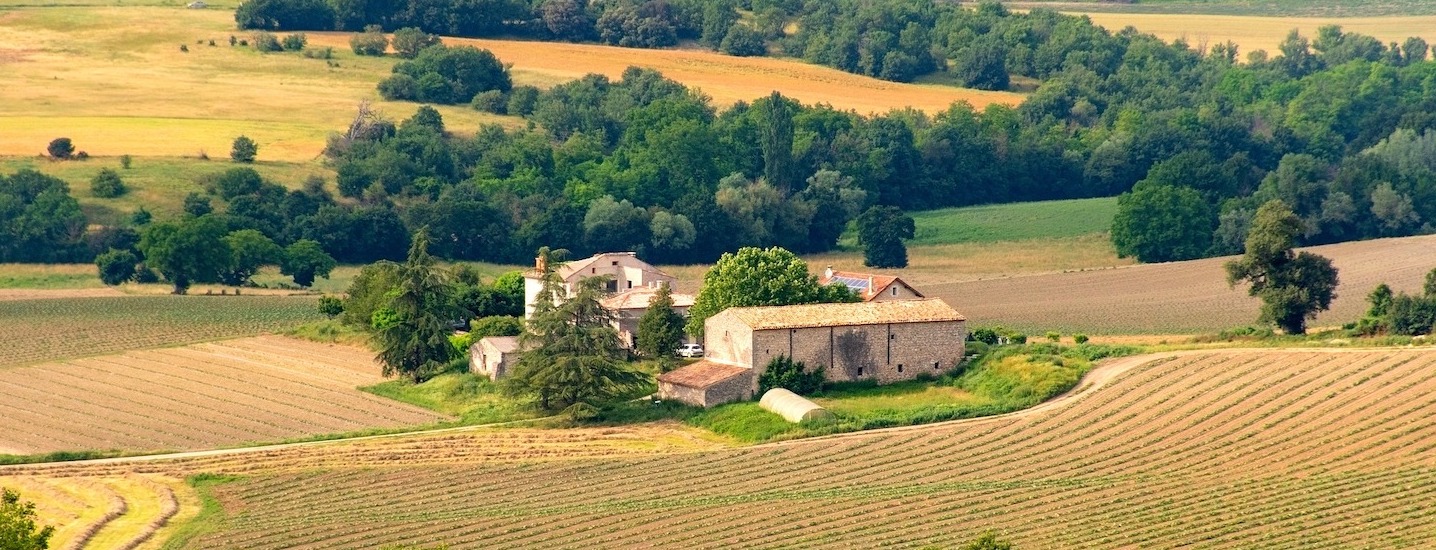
<box><xmin>5</xmin><ymin>0</ymin><xmax>1436</xmax><ymax>268</ymax></box>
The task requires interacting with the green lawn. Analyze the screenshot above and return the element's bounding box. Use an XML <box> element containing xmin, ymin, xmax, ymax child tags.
<box><xmin>362</xmin><ymin>372</ymin><xmax>545</xmax><ymax>425</ymax></box>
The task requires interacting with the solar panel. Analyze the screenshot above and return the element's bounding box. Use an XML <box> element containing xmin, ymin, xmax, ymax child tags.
<box><xmin>830</xmin><ymin>275</ymin><xmax>870</xmax><ymax>290</ymax></box>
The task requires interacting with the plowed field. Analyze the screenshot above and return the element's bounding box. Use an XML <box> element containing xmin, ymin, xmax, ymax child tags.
<box><xmin>9</xmin><ymin>347</ymin><xmax>1436</xmax><ymax>548</ymax></box>
<box><xmin>927</xmin><ymin>233</ymin><xmax>1436</xmax><ymax>334</ymax></box>
<box><xmin>0</xmin><ymin>336</ymin><xmax>446</xmax><ymax>455</ymax></box>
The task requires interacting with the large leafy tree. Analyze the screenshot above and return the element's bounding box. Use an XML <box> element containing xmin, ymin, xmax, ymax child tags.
<box><xmin>0</xmin><ymin>487</ymin><xmax>54</xmax><ymax>550</ymax></box>
<box><xmin>505</xmin><ymin>276</ymin><xmax>646</xmax><ymax>411</ymax></box>
<box><xmin>1225</xmin><ymin>200</ymin><xmax>1340</xmax><ymax>334</ymax></box>
<box><xmin>219</xmin><ymin>229</ymin><xmax>282</xmax><ymax>286</ymax></box>
<box><xmin>0</xmin><ymin>169</ymin><xmax>88</xmax><ymax>263</ymax></box>
<box><xmin>635</xmin><ymin>283</ymin><xmax>684</xmax><ymax>364</ymax></box>
<box><xmin>375</xmin><ymin>228</ymin><xmax>457</xmax><ymax>383</ymax></box>
<box><xmin>685</xmin><ymin>246</ymin><xmax>857</xmax><ymax>335</ymax></box>
<box><xmin>280</xmin><ymin>239</ymin><xmax>337</xmax><ymax>287</ymax></box>
<box><xmin>856</xmin><ymin>205</ymin><xmax>915</xmax><ymax>268</ymax></box>
<box><xmin>1111</xmin><ymin>182</ymin><xmax>1214</xmax><ymax>263</ymax></box>
<box><xmin>138</xmin><ymin>215</ymin><xmax>232</xmax><ymax>294</ymax></box>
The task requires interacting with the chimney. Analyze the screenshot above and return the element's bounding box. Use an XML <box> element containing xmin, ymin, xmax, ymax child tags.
<box><xmin>867</xmin><ymin>275</ymin><xmax>874</xmax><ymax>298</ymax></box>
<box><xmin>824</xmin><ymin>266</ymin><xmax>834</xmax><ymax>280</ymax></box>
<box><xmin>536</xmin><ymin>255</ymin><xmax>547</xmax><ymax>273</ymax></box>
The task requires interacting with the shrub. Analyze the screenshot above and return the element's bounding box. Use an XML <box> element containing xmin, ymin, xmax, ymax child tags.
<box><xmin>302</xmin><ymin>46</ymin><xmax>333</xmax><ymax>59</ymax></box>
<box><xmin>506</xmin><ymin>85</ymin><xmax>540</xmax><ymax>116</ymax></box>
<box><xmin>134</xmin><ymin>263</ymin><xmax>161</xmax><ymax>283</ymax></box>
<box><xmin>318</xmin><ymin>295</ymin><xmax>344</xmax><ymax>317</ymax></box>
<box><xmin>470</xmin><ymin>90</ymin><xmax>507</xmax><ymax>114</ymax></box>
<box><xmin>470</xmin><ymin>315</ymin><xmax>522</xmax><ymax>338</ymax></box>
<box><xmin>719</xmin><ymin>23</ymin><xmax>766</xmax><ymax>56</ymax></box>
<box><xmin>1074</xmin><ymin>334</ymin><xmax>1089</xmax><ymax>344</ymax></box>
<box><xmin>231</xmin><ymin>135</ymin><xmax>259</xmax><ymax>163</ymax></box>
<box><xmin>253</xmin><ymin>32</ymin><xmax>282</xmax><ymax>52</ymax></box>
<box><xmin>95</xmin><ymin>248</ymin><xmax>138</xmax><ymax>285</ymax></box>
<box><xmin>350</xmin><ymin>25</ymin><xmax>388</xmax><ymax>56</ymax></box>
<box><xmin>229</xmin><ymin>35</ymin><xmax>237</xmax><ymax>46</ymax></box>
<box><xmin>386</xmin><ymin>45</ymin><xmax>511</xmax><ymax>104</ymax></box>
<box><xmin>1045</xmin><ymin>331</ymin><xmax>1061</xmax><ymax>342</ymax></box>
<box><xmin>391</xmin><ymin>27</ymin><xmax>440</xmax><ymax>59</ymax></box>
<box><xmin>757</xmin><ymin>355</ymin><xmax>824</xmax><ymax>395</ymax></box>
<box><xmin>281</xmin><ymin>33</ymin><xmax>307</xmax><ymax>51</ymax></box>
<box><xmin>377</xmin><ymin>74</ymin><xmax>419</xmax><ymax>101</ymax></box>
<box><xmin>119</xmin><ymin>154</ymin><xmax>132</xmax><ymax>169</ymax></box>
<box><xmin>47</xmin><ymin>137</ymin><xmax>75</xmax><ymax>159</ymax></box>
<box><xmin>75</xmin><ymin>151</ymin><xmax>89</xmax><ymax>160</ymax></box>
<box><xmin>180</xmin><ymin>44</ymin><xmax>189</xmax><ymax>52</ymax></box>
<box><xmin>90</xmin><ymin>168</ymin><xmax>126</xmax><ymax>198</ymax></box>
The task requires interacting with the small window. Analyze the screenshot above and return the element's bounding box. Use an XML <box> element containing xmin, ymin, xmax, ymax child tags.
<box><xmin>791</xmin><ymin>329</ymin><xmax>797</xmax><ymax>334</ymax></box>
<box><xmin>892</xmin><ymin>287</ymin><xmax>898</xmax><ymax>296</ymax></box>
<box><xmin>933</xmin><ymin>361</ymin><xmax>940</xmax><ymax>369</ymax></box>
<box><xmin>591</xmin><ymin>268</ymin><xmax>596</xmax><ymax>274</ymax></box>
<box><xmin>889</xmin><ymin>333</ymin><xmax>896</xmax><ymax>340</ymax></box>
<box><xmin>857</xmin><ymin>367</ymin><xmax>864</xmax><ymax>376</ymax></box>
<box><xmin>611</xmin><ymin>261</ymin><xmax>619</xmax><ymax>266</ymax></box>
<box><xmin>897</xmin><ymin>364</ymin><xmax>904</xmax><ymax>373</ymax></box>
<box><xmin>627</xmin><ymin>280</ymin><xmax>633</xmax><ymax>289</ymax></box>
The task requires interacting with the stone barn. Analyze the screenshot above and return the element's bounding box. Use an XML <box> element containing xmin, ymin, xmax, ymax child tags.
<box><xmin>656</xmin><ymin>360</ymin><xmax>754</xmax><ymax>407</ymax></box>
<box><xmin>658</xmin><ymin>299</ymin><xmax>967</xmax><ymax>407</ymax></box>
<box><xmin>471</xmin><ymin>336</ymin><xmax>521</xmax><ymax>381</ymax></box>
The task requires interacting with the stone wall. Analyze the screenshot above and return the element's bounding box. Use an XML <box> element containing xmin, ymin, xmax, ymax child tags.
<box><xmin>746</xmin><ymin>320</ymin><xmax>967</xmax><ymax>391</ymax></box>
<box><xmin>871</xmin><ymin>281</ymin><xmax>923</xmax><ymax>302</ymax></box>
<box><xmin>704</xmin><ymin>311</ymin><xmax>753</xmax><ymax>367</ymax></box>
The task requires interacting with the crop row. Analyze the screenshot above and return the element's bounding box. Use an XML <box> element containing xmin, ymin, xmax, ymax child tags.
<box><xmin>179</xmin><ymin>348</ymin><xmax>1436</xmax><ymax>548</ymax></box>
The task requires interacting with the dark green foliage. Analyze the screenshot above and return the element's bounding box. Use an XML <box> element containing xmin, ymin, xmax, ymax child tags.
<box><xmin>1111</xmin><ymin>183</ymin><xmax>1213</xmax><ymax>263</ymax></box>
<box><xmin>350</xmin><ymin>26</ymin><xmax>388</xmax><ymax>55</ymax></box>
<box><xmin>856</xmin><ymin>205</ymin><xmax>914</xmax><ymax>268</ymax></box>
<box><xmin>754</xmin><ymin>92</ymin><xmax>797</xmax><ymax>190</ymax></box>
<box><xmin>252</xmin><ymin>31</ymin><xmax>283</xmax><ymax>52</ymax></box>
<box><xmin>119</xmin><ymin>154</ymin><xmax>132</xmax><ymax>169</ymax></box>
<box><xmin>46</xmin><ymin>138</ymin><xmax>74</xmax><ymax>159</ymax></box>
<box><xmin>235</xmin><ymin>0</ymin><xmax>335</xmax><ymax>30</ymax></box>
<box><xmin>95</xmin><ymin>248</ymin><xmax>138</xmax><ymax>285</ymax></box>
<box><xmin>380</xmin><ymin>45</ymin><xmax>511</xmax><ymax>104</ymax></box>
<box><xmin>1225</xmin><ymin>201</ymin><xmax>1340</xmax><ymax>334</ymax></box>
<box><xmin>182</xmin><ymin>192</ymin><xmax>212</xmax><ymax>217</ymax></box>
<box><xmin>1388</xmin><ymin>293</ymin><xmax>1436</xmax><ymax>336</ymax></box>
<box><xmin>720</xmin><ymin>23</ymin><xmax>766</xmax><ymax>57</ymax></box>
<box><xmin>952</xmin><ymin>35</ymin><xmax>1010</xmax><ymax>90</ymax></box>
<box><xmin>231</xmin><ymin>135</ymin><xmax>259</xmax><ymax>163</ymax></box>
<box><xmin>318</xmin><ymin>295</ymin><xmax>344</xmax><ymax>317</ymax></box>
<box><xmin>130</xmin><ymin>207</ymin><xmax>151</xmax><ymax>225</ymax></box>
<box><xmin>138</xmin><ymin>214</ymin><xmax>232</xmax><ymax>294</ymax></box>
<box><xmin>90</xmin><ymin>168</ymin><xmax>126</xmax><ymax>198</ymax></box>
<box><xmin>636</xmin><ymin>284</ymin><xmax>684</xmax><ymax>361</ymax></box>
<box><xmin>470</xmin><ymin>90</ymin><xmax>507</xmax><ymax>114</ymax></box>
<box><xmin>757</xmin><ymin>355</ymin><xmax>824</xmax><ymax>395</ymax></box>
<box><xmin>281</xmin><ymin>33</ymin><xmax>307</xmax><ymax>51</ymax></box>
<box><xmin>470</xmin><ymin>315</ymin><xmax>522</xmax><ymax>338</ymax></box>
<box><xmin>281</xmin><ymin>239</ymin><xmax>337</xmax><ymax>287</ymax></box>
<box><xmin>686</xmin><ymin>246</ymin><xmax>859</xmax><ymax>335</ymax></box>
<box><xmin>391</xmin><ymin>27</ymin><xmax>440</xmax><ymax>59</ymax></box>
<box><xmin>1368</xmin><ymin>283</ymin><xmax>1394</xmax><ymax>318</ymax></box>
<box><xmin>0</xmin><ymin>169</ymin><xmax>88</xmax><ymax>262</ymax></box>
<box><xmin>0</xmin><ymin>488</ymin><xmax>54</xmax><ymax>550</ymax></box>
<box><xmin>374</xmin><ymin>229</ymin><xmax>457</xmax><ymax>382</ymax></box>
<box><xmin>506</xmin><ymin>276</ymin><xmax>648</xmax><ymax>410</ymax></box>
<box><xmin>219</xmin><ymin>229</ymin><xmax>282</xmax><ymax>286</ymax></box>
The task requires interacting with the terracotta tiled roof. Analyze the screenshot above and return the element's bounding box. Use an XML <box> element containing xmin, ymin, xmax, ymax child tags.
<box><xmin>600</xmin><ymin>286</ymin><xmax>696</xmax><ymax>311</ymax></box>
<box><xmin>657</xmin><ymin>360</ymin><xmax>753</xmax><ymax>389</ymax></box>
<box><xmin>819</xmin><ymin>269</ymin><xmax>923</xmax><ymax>301</ymax></box>
<box><xmin>717</xmin><ymin>299</ymin><xmax>965</xmax><ymax>330</ymax></box>
<box><xmin>524</xmin><ymin>252</ymin><xmax>674</xmax><ymax>281</ymax></box>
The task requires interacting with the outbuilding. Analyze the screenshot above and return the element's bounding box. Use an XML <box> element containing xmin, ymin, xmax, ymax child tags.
<box><xmin>656</xmin><ymin>360</ymin><xmax>754</xmax><ymax>407</ymax></box>
<box><xmin>470</xmin><ymin>336</ymin><xmax>521</xmax><ymax>381</ymax></box>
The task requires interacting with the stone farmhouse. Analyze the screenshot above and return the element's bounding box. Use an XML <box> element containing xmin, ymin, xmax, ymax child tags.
<box><xmin>819</xmin><ymin>267</ymin><xmax>924</xmax><ymax>302</ymax></box>
<box><xmin>600</xmin><ymin>285</ymin><xmax>695</xmax><ymax>349</ymax></box>
<box><xmin>658</xmin><ymin>299</ymin><xmax>967</xmax><ymax>407</ymax></box>
<box><xmin>523</xmin><ymin>251</ymin><xmax>695</xmax><ymax>348</ymax></box>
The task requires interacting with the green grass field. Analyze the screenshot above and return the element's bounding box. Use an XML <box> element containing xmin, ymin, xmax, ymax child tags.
<box><xmin>0</xmin><ymin>295</ymin><xmax>323</xmax><ymax>367</ymax></box>
<box><xmin>906</xmin><ymin>197</ymin><xmax>1118</xmax><ymax>246</ymax></box>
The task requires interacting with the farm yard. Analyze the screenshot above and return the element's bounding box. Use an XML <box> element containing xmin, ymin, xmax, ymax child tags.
<box><xmin>929</xmin><ymin>234</ymin><xmax>1436</xmax><ymax>334</ymax></box>
<box><xmin>9</xmin><ymin>347</ymin><xmax>1436</xmax><ymax>547</ymax></box>
<box><xmin>0</xmin><ymin>336</ymin><xmax>446</xmax><ymax>455</ymax></box>
<box><xmin>0</xmin><ymin>295</ymin><xmax>323</xmax><ymax>368</ymax></box>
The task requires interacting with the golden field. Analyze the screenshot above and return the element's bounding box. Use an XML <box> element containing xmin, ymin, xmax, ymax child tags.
<box><xmin>0</xmin><ymin>5</ymin><xmax>1019</xmax><ymax>163</ymax></box>
<box><xmin>1077</xmin><ymin>12</ymin><xmax>1436</xmax><ymax>57</ymax></box>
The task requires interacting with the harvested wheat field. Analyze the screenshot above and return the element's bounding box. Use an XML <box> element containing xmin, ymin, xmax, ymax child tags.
<box><xmin>0</xmin><ymin>336</ymin><xmax>446</xmax><ymax>455</ymax></box>
<box><xmin>1078</xmin><ymin>13</ymin><xmax>1436</xmax><ymax>57</ymax></box>
<box><xmin>10</xmin><ymin>347</ymin><xmax>1436</xmax><ymax>548</ymax></box>
<box><xmin>928</xmin><ymin>233</ymin><xmax>1436</xmax><ymax>334</ymax></box>
<box><xmin>1</xmin><ymin>473</ymin><xmax>196</xmax><ymax>550</ymax></box>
